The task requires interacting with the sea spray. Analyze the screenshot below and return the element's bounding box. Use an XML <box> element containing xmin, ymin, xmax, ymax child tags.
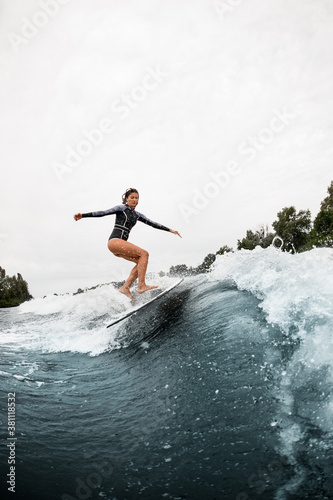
<box><xmin>210</xmin><ymin>246</ymin><xmax>333</xmax><ymax>497</ymax></box>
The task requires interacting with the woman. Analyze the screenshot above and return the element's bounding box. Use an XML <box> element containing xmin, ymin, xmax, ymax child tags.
<box><xmin>74</xmin><ymin>188</ymin><xmax>181</xmax><ymax>301</ymax></box>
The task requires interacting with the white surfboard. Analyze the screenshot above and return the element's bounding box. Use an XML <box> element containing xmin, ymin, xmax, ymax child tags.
<box><xmin>106</xmin><ymin>278</ymin><xmax>184</xmax><ymax>328</ymax></box>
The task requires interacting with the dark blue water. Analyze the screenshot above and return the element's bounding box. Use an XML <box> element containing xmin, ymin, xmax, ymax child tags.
<box><xmin>1</xmin><ymin>248</ymin><xmax>333</xmax><ymax>499</ymax></box>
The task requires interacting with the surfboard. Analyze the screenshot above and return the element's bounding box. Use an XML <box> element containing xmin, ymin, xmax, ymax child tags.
<box><xmin>106</xmin><ymin>278</ymin><xmax>184</xmax><ymax>328</ymax></box>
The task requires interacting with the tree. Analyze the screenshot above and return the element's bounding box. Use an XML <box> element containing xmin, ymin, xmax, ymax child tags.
<box><xmin>195</xmin><ymin>253</ymin><xmax>217</xmax><ymax>273</ymax></box>
<box><xmin>237</xmin><ymin>230</ymin><xmax>260</xmax><ymax>250</ymax></box>
<box><xmin>216</xmin><ymin>245</ymin><xmax>233</xmax><ymax>255</ymax></box>
<box><xmin>312</xmin><ymin>181</ymin><xmax>333</xmax><ymax>247</ymax></box>
<box><xmin>0</xmin><ymin>266</ymin><xmax>33</xmax><ymax>308</ymax></box>
<box><xmin>169</xmin><ymin>264</ymin><xmax>191</xmax><ymax>276</ymax></box>
<box><xmin>272</xmin><ymin>207</ymin><xmax>312</xmax><ymax>252</ymax></box>
<box><xmin>169</xmin><ymin>246</ymin><xmax>233</xmax><ymax>276</ymax></box>
<box><xmin>319</xmin><ymin>180</ymin><xmax>333</xmax><ymax>211</ymax></box>
<box><xmin>237</xmin><ymin>225</ymin><xmax>275</xmax><ymax>250</ymax></box>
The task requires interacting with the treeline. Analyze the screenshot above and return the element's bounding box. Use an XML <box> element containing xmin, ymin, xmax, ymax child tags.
<box><xmin>169</xmin><ymin>245</ymin><xmax>233</xmax><ymax>277</ymax></box>
<box><xmin>237</xmin><ymin>180</ymin><xmax>333</xmax><ymax>252</ymax></box>
<box><xmin>0</xmin><ymin>267</ymin><xmax>33</xmax><ymax>308</ymax></box>
<box><xmin>169</xmin><ymin>180</ymin><xmax>333</xmax><ymax>276</ymax></box>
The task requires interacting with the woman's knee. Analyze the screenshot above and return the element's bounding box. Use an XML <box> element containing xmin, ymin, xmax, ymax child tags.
<box><xmin>140</xmin><ymin>249</ymin><xmax>149</xmax><ymax>259</ymax></box>
<box><xmin>108</xmin><ymin>240</ymin><xmax>117</xmax><ymax>253</ymax></box>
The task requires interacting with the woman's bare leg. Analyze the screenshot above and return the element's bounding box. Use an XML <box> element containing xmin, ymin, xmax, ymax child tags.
<box><xmin>108</xmin><ymin>239</ymin><xmax>158</xmax><ymax>298</ymax></box>
<box><xmin>119</xmin><ymin>264</ymin><xmax>138</xmax><ymax>300</ymax></box>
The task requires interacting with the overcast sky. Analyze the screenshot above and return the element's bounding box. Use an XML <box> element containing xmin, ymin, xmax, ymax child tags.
<box><xmin>1</xmin><ymin>0</ymin><xmax>333</xmax><ymax>298</ymax></box>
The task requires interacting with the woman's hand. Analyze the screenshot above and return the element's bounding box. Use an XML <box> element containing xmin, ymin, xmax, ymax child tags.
<box><xmin>74</xmin><ymin>213</ymin><xmax>82</xmax><ymax>221</ymax></box>
<box><xmin>170</xmin><ymin>229</ymin><xmax>182</xmax><ymax>238</ymax></box>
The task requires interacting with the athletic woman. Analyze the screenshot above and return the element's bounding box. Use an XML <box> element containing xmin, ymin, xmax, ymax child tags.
<box><xmin>74</xmin><ymin>188</ymin><xmax>181</xmax><ymax>301</ymax></box>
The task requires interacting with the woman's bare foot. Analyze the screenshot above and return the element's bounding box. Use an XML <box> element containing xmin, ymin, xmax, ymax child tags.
<box><xmin>119</xmin><ymin>285</ymin><xmax>137</xmax><ymax>301</ymax></box>
<box><xmin>137</xmin><ymin>284</ymin><xmax>159</xmax><ymax>294</ymax></box>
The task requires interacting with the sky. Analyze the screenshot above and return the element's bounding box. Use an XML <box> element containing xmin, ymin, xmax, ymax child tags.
<box><xmin>1</xmin><ymin>0</ymin><xmax>333</xmax><ymax>298</ymax></box>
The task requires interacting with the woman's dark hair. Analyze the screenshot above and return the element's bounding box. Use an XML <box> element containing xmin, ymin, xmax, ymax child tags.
<box><xmin>122</xmin><ymin>188</ymin><xmax>139</xmax><ymax>204</ymax></box>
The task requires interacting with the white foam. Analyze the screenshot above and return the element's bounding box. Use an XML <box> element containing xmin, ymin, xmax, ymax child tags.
<box><xmin>210</xmin><ymin>246</ymin><xmax>333</xmax><ymax>336</ymax></box>
<box><xmin>18</xmin><ymin>282</ymin><xmax>129</xmax><ymax>317</ymax></box>
<box><xmin>211</xmin><ymin>246</ymin><xmax>333</xmax><ymax>491</ymax></box>
<box><xmin>4</xmin><ymin>276</ymin><xmax>181</xmax><ymax>356</ymax></box>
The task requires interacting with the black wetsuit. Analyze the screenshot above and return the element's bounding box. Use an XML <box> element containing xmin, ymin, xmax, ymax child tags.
<box><xmin>82</xmin><ymin>204</ymin><xmax>170</xmax><ymax>241</ymax></box>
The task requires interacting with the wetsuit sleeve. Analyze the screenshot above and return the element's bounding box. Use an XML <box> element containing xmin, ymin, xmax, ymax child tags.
<box><xmin>81</xmin><ymin>205</ymin><xmax>125</xmax><ymax>218</ymax></box>
<box><xmin>136</xmin><ymin>211</ymin><xmax>170</xmax><ymax>232</ymax></box>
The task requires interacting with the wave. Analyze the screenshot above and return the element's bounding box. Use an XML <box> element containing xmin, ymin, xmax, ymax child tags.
<box><xmin>210</xmin><ymin>246</ymin><xmax>333</xmax><ymax>337</ymax></box>
<box><xmin>3</xmin><ymin>275</ymin><xmax>184</xmax><ymax>357</ymax></box>
<box><xmin>5</xmin><ymin>246</ymin><xmax>333</xmax><ymax>359</ymax></box>
<box><xmin>209</xmin><ymin>246</ymin><xmax>333</xmax><ymax>498</ymax></box>
<box><xmin>2</xmin><ymin>246</ymin><xmax>333</xmax><ymax>496</ymax></box>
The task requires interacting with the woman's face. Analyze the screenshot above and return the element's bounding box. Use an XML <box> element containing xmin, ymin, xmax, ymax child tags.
<box><xmin>126</xmin><ymin>192</ymin><xmax>139</xmax><ymax>209</ymax></box>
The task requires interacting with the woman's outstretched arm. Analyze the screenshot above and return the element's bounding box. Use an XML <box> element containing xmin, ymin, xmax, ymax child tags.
<box><xmin>136</xmin><ymin>211</ymin><xmax>182</xmax><ymax>237</ymax></box>
<box><xmin>73</xmin><ymin>205</ymin><xmax>125</xmax><ymax>221</ymax></box>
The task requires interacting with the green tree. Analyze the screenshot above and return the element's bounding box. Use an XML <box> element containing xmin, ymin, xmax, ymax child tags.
<box><xmin>216</xmin><ymin>245</ymin><xmax>233</xmax><ymax>255</ymax></box>
<box><xmin>0</xmin><ymin>267</ymin><xmax>33</xmax><ymax>307</ymax></box>
<box><xmin>237</xmin><ymin>225</ymin><xmax>275</xmax><ymax>250</ymax></box>
<box><xmin>169</xmin><ymin>264</ymin><xmax>191</xmax><ymax>276</ymax></box>
<box><xmin>312</xmin><ymin>181</ymin><xmax>333</xmax><ymax>247</ymax></box>
<box><xmin>272</xmin><ymin>207</ymin><xmax>312</xmax><ymax>252</ymax></box>
<box><xmin>196</xmin><ymin>253</ymin><xmax>216</xmax><ymax>273</ymax></box>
